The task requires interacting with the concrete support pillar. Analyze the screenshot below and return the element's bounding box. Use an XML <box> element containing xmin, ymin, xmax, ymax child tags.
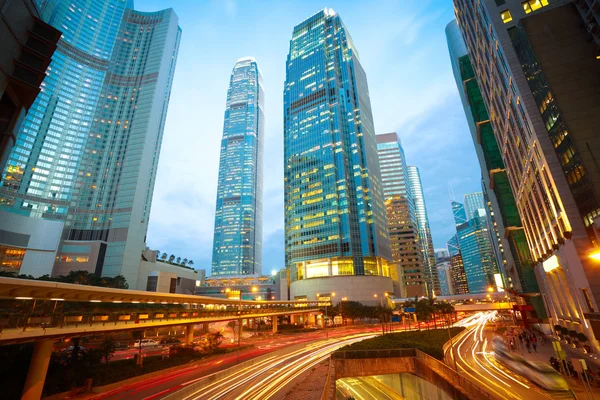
<box><xmin>304</xmin><ymin>313</ymin><xmax>310</xmax><ymax>325</ymax></box>
<box><xmin>272</xmin><ymin>316</ymin><xmax>278</xmax><ymax>333</ymax></box>
<box><xmin>201</xmin><ymin>323</ymin><xmax>209</xmax><ymax>332</ymax></box>
<box><xmin>185</xmin><ymin>324</ymin><xmax>194</xmax><ymax>345</ymax></box>
<box><xmin>21</xmin><ymin>339</ymin><xmax>53</xmax><ymax>400</ymax></box>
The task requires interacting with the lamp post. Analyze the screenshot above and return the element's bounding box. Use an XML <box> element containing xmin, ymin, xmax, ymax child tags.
<box><xmin>237</xmin><ymin>288</ymin><xmax>242</xmax><ymax>364</ymax></box>
<box><xmin>341</xmin><ymin>297</ymin><xmax>347</xmax><ymax>326</ymax></box>
<box><xmin>318</xmin><ymin>292</ymin><xmax>335</xmax><ymax>338</ymax></box>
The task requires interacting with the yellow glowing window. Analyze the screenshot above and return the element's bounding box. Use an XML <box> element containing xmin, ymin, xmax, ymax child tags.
<box><xmin>522</xmin><ymin>0</ymin><xmax>548</xmax><ymax>14</ymax></box>
<box><xmin>500</xmin><ymin>10</ymin><xmax>513</xmax><ymax>23</ymax></box>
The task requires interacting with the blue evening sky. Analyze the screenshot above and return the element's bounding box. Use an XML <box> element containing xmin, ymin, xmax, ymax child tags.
<box><xmin>139</xmin><ymin>0</ymin><xmax>482</xmax><ymax>275</ymax></box>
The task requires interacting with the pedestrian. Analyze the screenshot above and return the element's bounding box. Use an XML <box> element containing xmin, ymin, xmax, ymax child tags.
<box><xmin>526</xmin><ymin>339</ymin><xmax>531</xmax><ymax>353</ymax></box>
<box><xmin>509</xmin><ymin>339</ymin><xmax>515</xmax><ymax>351</ymax></box>
<box><xmin>532</xmin><ymin>341</ymin><xmax>537</xmax><ymax>353</ymax></box>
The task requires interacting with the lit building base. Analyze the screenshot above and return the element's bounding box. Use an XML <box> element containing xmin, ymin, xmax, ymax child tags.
<box><xmin>290</xmin><ymin>275</ymin><xmax>394</xmax><ymax>306</ymax></box>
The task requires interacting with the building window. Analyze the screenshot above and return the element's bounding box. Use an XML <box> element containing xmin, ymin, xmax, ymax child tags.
<box><xmin>494</xmin><ymin>0</ymin><xmax>506</xmax><ymax>5</ymax></box>
<box><xmin>581</xmin><ymin>288</ymin><xmax>595</xmax><ymax>312</ymax></box>
<box><xmin>59</xmin><ymin>256</ymin><xmax>89</xmax><ymax>263</ymax></box>
<box><xmin>169</xmin><ymin>278</ymin><xmax>177</xmax><ymax>293</ymax></box>
<box><xmin>522</xmin><ymin>0</ymin><xmax>548</xmax><ymax>14</ymax></box>
<box><xmin>500</xmin><ymin>10</ymin><xmax>513</xmax><ymax>23</ymax></box>
<box><xmin>0</xmin><ymin>246</ymin><xmax>25</xmax><ymax>273</ymax></box>
<box><xmin>146</xmin><ymin>276</ymin><xmax>158</xmax><ymax>292</ymax></box>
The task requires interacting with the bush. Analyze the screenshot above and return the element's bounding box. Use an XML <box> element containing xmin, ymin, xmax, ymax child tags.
<box><xmin>554</xmin><ymin>325</ymin><xmax>562</xmax><ymax>333</ymax></box>
<box><xmin>569</xmin><ymin>330</ymin><xmax>578</xmax><ymax>338</ymax></box>
<box><xmin>560</xmin><ymin>327</ymin><xmax>569</xmax><ymax>335</ymax></box>
<box><xmin>577</xmin><ymin>333</ymin><xmax>588</xmax><ymax>343</ymax></box>
<box><xmin>340</xmin><ymin>327</ymin><xmax>464</xmax><ymax>360</ymax></box>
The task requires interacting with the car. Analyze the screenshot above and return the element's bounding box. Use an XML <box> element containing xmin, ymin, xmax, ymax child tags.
<box><xmin>133</xmin><ymin>339</ymin><xmax>159</xmax><ymax>348</ymax></box>
<box><xmin>160</xmin><ymin>337</ymin><xmax>181</xmax><ymax>345</ymax></box>
<box><xmin>60</xmin><ymin>345</ymin><xmax>86</xmax><ymax>353</ymax></box>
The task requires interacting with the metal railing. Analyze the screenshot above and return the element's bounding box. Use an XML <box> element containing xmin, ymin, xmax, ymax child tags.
<box><xmin>332</xmin><ymin>348</ymin><xmax>417</xmax><ymax>359</ymax></box>
<box><xmin>0</xmin><ymin>306</ymin><xmax>318</xmax><ymax>333</ymax></box>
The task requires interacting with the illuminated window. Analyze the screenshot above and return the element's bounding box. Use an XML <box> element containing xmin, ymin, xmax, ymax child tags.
<box><xmin>522</xmin><ymin>0</ymin><xmax>549</xmax><ymax>14</ymax></box>
<box><xmin>500</xmin><ymin>10</ymin><xmax>513</xmax><ymax>23</ymax></box>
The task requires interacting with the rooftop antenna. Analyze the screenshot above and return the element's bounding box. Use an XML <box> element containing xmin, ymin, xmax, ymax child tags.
<box><xmin>448</xmin><ymin>182</ymin><xmax>455</xmax><ymax>202</ymax></box>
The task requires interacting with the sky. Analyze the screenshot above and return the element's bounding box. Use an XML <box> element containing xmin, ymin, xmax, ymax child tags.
<box><xmin>137</xmin><ymin>0</ymin><xmax>483</xmax><ymax>275</ymax></box>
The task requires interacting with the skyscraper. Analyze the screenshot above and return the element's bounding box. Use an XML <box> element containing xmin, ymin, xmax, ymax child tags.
<box><xmin>436</xmin><ymin>258</ymin><xmax>452</xmax><ymax>296</ymax></box>
<box><xmin>211</xmin><ymin>57</ymin><xmax>264</xmax><ymax>277</ymax></box>
<box><xmin>446</xmin><ymin>19</ymin><xmax>540</xmax><ymax>306</ymax></box>
<box><xmin>407</xmin><ymin>166</ymin><xmax>439</xmax><ymax>296</ymax></box>
<box><xmin>377</xmin><ymin>133</ymin><xmax>425</xmax><ymax>298</ymax></box>
<box><xmin>464</xmin><ymin>192</ymin><xmax>485</xmax><ymax>220</ymax></box>
<box><xmin>450</xmin><ymin>252</ymin><xmax>468</xmax><ymax>295</ymax></box>
<box><xmin>0</xmin><ymin>0</ymin><xmax>181</xmax><ymax>286</ymax></box>
<box><xmin>284</xmin><ymin>8</ymin><xmax>393</xmax><ymax>304</ymax></box>
<box><xmin>453</xmin><ymin>0</ymin><xmax>600</xmax><ymax>347</ymax></box>
<box><xmin>451</xmin><ymin>195</ymin><xmax>500</xmax><ymax>293</ymax></box>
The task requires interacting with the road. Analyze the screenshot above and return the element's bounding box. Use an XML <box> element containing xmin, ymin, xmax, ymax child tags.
<box><xmin>446</xmin><ymin>311</ymin><xmax>575</xmax><ymax>400</ymax></box>
<box><xmin>176</xmin><ymin>332</ymin><xmax>376</xmax><ymax>400</ymax></box>
<box><xmin>336</xmin><ymin>376</ymin><xmax>404</xmax><ymax>400</ymax></box>
<box><xmin>88</xmin><ymin>325</ymin><xmax>382</xmax><ymax>400</ymax></box>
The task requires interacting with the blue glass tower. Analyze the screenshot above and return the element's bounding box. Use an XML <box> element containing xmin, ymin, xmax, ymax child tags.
<box><xmin>464</xmin><ymin>192</ymin><xmax>485</xmax><ymax>220</ymax></box>
<box><xmin>284</xmin><ymin>9</ymin><xmax>392</xmax><ymax>289</ymax></box>
<box><xmin>211</xmin><ymin>58</ymin><xmax>264</xmax><ymax>276</ymax></box>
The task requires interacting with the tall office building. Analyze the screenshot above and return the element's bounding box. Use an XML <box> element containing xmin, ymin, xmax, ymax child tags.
<box><xmin>211</xmin><ymin>58</ymin><xmax>264</xmax><ymax>277</ymax></box>
<box><xmin>446</xmin><ymin>19</ymin><xmax>540</xmax><ymax>308</ymax></box>
<box><xmin>464</xmin><ymin>192</ymin><xmax>485</xmax><ymax>220</ymax></box>
<box><xmin>407</xmin><ymin>166</ymin><xmax>439</xmax><ymax>296</ymax></box>
<box><xmin>377</xmin><ymin>133</ymin><xmax>426</xmax><ymax>298</ymax></box>
<box><xmin>284</xmin><ymin>8</ymin><xmax>393</xmax><ymax>304</ymax></box>
<box><xmin>451</xmin><ymin>201</ymin><xmax>467</xmax><ymax>227</ymax></box>
<box><xmin>451</xmin><ymin>196</ymin><xmax>501</xmax><ymax>293</ymax></box>
<box><xmin>436</xmin><ymin>258</ymin><xmax>452</xmax><ymax>296</ymax></box>
<box><xmin>447</xmin><ymin>234</ymin><xmax>460</xmax><ymax>257</ymax></box>
<box><xmin>0</xmin><ymin>0</ymin><xmax>181</xmax><ymax>287</ymax></box>
<box><xmin>454</xmin><ymin>0</ymin><xmax>600</xmax><ymax>346</ymax></box>
<box><xmin>450</xmin><ymin>252</ymin><xmax>469</xmax><ymax>295</ymax></box>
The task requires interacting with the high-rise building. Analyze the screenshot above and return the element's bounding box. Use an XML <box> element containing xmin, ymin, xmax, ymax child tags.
<box><xmin>451</xmin><ymin>201</ymin><xmax>467</xmax><ymax>227</ymax></box>
<box><xmin>284</xmin><ymin>8</ymin><xmax>393</xmax><ymax>304</ymax></box>
<box><xmin>464</xmin><ymin>192</ymin><xmax>485</xmax><ymax>220</ymax></box>
<box><xmin>435</xmin><ymin>249</ymin><xmax>450</xmax><ymax>262</ymax></box>
<box><xmin>446</xmin><ymin>19</ymin><xmax>541</xmax><ymax>310</ymax></box>
<box><xmin>211</xmin><ymin>57</ymin><xmax>264</xmax><ymax>277</ymax></box>
<box><xmin>0</xmin><ymin>0</ymin><xmax>181</xmax><ymax>286</ymax></box>
<box><xmin>447</xmin><ymin>234</ymin><xmax>460</xmax><ymax>257</ymax></box>
<box><xmin>453</xmin><ymin>0</ymin><xmax>600</xmax><ymax>344</ymax></box>
<box><xmin>450</xmin><ymin>252</ymin><xmax>468</xmax><ymax>295</ymax></box>
<box><xmin>377</xmin><ymin>133</ymin><xmax>426</xmax><ymax>298</ymax></box>
<box><xmin>436</xmin><ymin>258</ymin><xmax>452</xmax><ymax>296</ymax></box>
<box><xmin>407</xmin><ymin>166</ymin><xmax>439</xmax><ymax>296</ymax></box>
<box><xmin>0</xmin><ymin>0</ymin><xmax>60</xmax><ymax>174</ymax></box>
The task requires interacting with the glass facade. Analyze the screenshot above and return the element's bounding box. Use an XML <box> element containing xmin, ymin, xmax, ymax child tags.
<box><xmin>464</xmin><ymin>192</ymin><xmax>485</xmax><ymax>219</ymax></box>
<box><xmin>284</xmin><ymin>9</ymin><xmax>392</xmax><ymax>282</ymax></box>
<box><xmin>406</xmin><ymin>166</ymin><xmax>438</xmax><ymax>296</ymax></box>
<box><xmin>450</xmin><ymin>252</ymin><xmax>468</xmax><ymax>295</ymax></box>
<box><xmin>0</xmin><ymin>0</ymin><xmax>181</xmax><ymax>286</ymax></box>
<box><xmin>1</xmin><ymin>0</ymin><xmax>132</xmax><ymax>216</ymax></box>
<box><xmin>446</xmin><ymin>19</ymin><xmax>540</xmax><ymax>297</ymax></box>
<box><xmin>377</xmin><ymin>133</ymin><xmax>425</xmax><ymax>297</ymax></box>
<box><xmin>211</xmin><ymin>58</ymin><xmax>264</xmax><ymax>276</ymax></box>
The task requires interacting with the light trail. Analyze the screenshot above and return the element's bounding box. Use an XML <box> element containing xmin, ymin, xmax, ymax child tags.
<box><xmin>177</xmin><ymin>332</ymin><xmax>376</xmax><ymax>400</ymax></box>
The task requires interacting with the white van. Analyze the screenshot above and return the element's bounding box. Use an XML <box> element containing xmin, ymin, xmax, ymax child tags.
<box><xmin>133</xmin><ymin>339</ymin><xmax>159</xmax><ymax>348</ymax></box>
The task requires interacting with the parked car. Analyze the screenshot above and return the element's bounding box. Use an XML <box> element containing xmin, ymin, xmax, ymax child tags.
<box><xmin>133</xmin><ymin>339</ymin><xmax>159</xmax><ymax>348</ymax></box>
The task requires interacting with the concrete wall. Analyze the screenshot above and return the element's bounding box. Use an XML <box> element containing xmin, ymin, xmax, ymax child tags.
<box><xmin>53</xmin><ymin>241</ymin><xmax>104</xmax><ymax>277</ymax></box>
<box><xmin>0</xmin><ymin>210</ymin><xmax>63</xmax><ymax>277</ymax></box>
<box><xmin>138</xmin><ymin>260</ymin><xmax>197</xmax><ymax>293</ymax></box>
<box><xmin>290</xmin><ymin>275</ymin><xmax>394</xmax><ymax>305</ymax></box>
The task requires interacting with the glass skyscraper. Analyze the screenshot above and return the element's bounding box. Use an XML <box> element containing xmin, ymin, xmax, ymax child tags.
<box><xmin>211</xmin><ymin>57</ymin><xmax>264</xmax><ymax>277</ymax></box>
<box><xmin>407</xmin><ymin>166</ymin><xmax>439</xmax><ymax>296</ymax></box>
<box><xmin>0</xmin><ymin>0</ymin><xmax>181</xmax><ymax>286</ymax></box>
<box><xmin>451</xmin><ymin>195</ymin><xmax>500</xmax><ymax>294</ymax></box>
<box><xmin>284</xmin><ymin>9</ymin><xmax>392</xmax><ymax>302</ymax></box>
<box><xmin>377</xmin><ymin>133</ymin><xmax>425</xmax><ymax>298</ymax></box>
<box><xmin>464</xmin><ymin>192</ymin><xmax>485</xmax><ymax>220</ymax></box>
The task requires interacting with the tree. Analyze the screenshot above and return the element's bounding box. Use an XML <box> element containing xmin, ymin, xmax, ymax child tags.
<box><xmin>176</xmin><ymin>257</ymin><xmax>181</xmax><ymax>264</ymax></box>
<box><xmin>341</xmin><ymin>301</ymin><xmax>364</xmax><ymax>324</ymax></box>
<box><xmin>204</xmin><ymin>331</ymin><xmax>223</xmax><ymax>352</ymax></box>
<box><xmin>188</xmin><ymin>260</ymin><xmax>194</xmax><ymax>268</ymax></box>
<box><xmin>415</xmin><ymin>299</ymin><xmax>435</xmax><ymax>331</ymax></box>
<box><xmin>168</xmin><ymin>254</ymin><xmax>175</xmax><ymax>263</ymax></box>
<box><xmin>161</xmin><ymin>253</ymin><xmax>168</xmax><ymax>261</ymax></box>
<box><xmin>100</xmin><ymin>336</ymin><xmax>117</xmax><ymax>365</ymax></box>
<box><xmin>182</xmin><ymin>258</ymin><xmax>188</xmax><ymax>266</ymax></box>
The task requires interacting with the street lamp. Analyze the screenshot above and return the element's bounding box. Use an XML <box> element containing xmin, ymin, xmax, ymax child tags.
<box><xmin>237</xmin><ymin>289</ymin><xmax>243</xmax><ymax>364</ymax></box>
<box><xmin>340</xmin><ymin>297</ymin><xmax>348</xmax><ymax>325</ymax></box>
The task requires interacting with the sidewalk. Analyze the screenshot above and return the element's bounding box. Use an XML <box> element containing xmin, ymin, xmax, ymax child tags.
<box><xmin>514</xmin><ymin>335</ymin><xmax>599</xmax><ymax>398</ymax></box>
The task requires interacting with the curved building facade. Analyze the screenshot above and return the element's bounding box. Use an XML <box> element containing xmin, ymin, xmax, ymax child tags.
<box><xmin>211</xmin><ymin>57</ymin><xmax>264</xmax><ymax>277</ymax></box>
<box><xmin>284</xmin><ymin>9</ymin><xmax>392</xmax><ymax>304</ymax></box>
<box><xmin>0</xmin><ymin>0</ymin><xmax>181</xmax><ymax>286</ymax></box>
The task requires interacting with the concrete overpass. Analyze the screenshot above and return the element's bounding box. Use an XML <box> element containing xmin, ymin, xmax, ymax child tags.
<box><xmin>389</xmin><ymin>292</ymin><xmax>516</xmax><ymax>312</ymax></box>
<box><xmin>0</xmin><ymin>278</ymin><xmax>324</xmax><ymax>400</ymax></box>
